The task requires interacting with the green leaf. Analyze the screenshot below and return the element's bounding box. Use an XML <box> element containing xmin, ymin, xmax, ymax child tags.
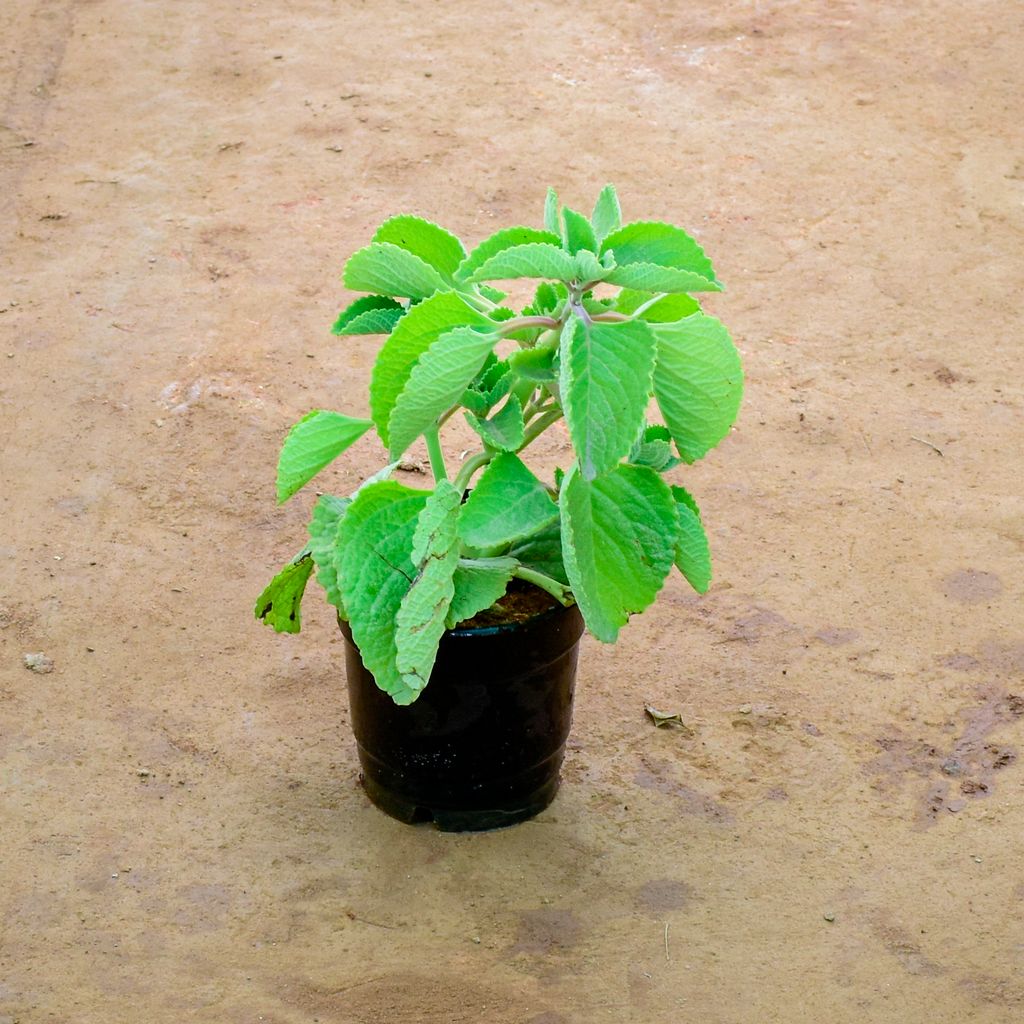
<box><xmin>653</xmin><ymin>314</ymin><xmax>743</xmax><ymax>462</ymax></box>
<box><xmin>370</xmin><ymin>291</ymin><xmax>489</xmax><ymax>444</ymax></box>
<box><xmin>373</xmin><ymin>215</ymin><xmax>465</xmax><ymax>279</ymax></box>
<box><xmin>447</xmin><ymin>557</ymin><xmax>517</xmax><ymax>628</ymax></box>
<box><xmin>459</xmin><ymin>453</ymin><xmax>558</xmax><ymax>549</ymax></box>
<box><xmin>508</xmin><ymin>344</ymin><xmax>557</xmax><ymax>383</ymax></box>
<box><xmin>464</xmin><ymin>394</ymin><xmax>525</xmax><ymax>452</ymax></box>
<box><xmin>307</xmin><ymin>494</ymin><xmax>350</xmax><ymax>612</ymax></box>
<box><xmin>559</xmin><ymin>463</ymin><xmax>678</xmax><ymax>642</ymax></box>
<box><xmin>573</xmin><ymin>249</ymin><xmax>615</xmax><ymax>284</ymax></box>
<box><xmin>629</xmin><ymin>425</ymin><xmax>681</xmax><ymax>472</ymax></box>
<box><xmin>254</xmin><ymin>554</ymin><xmax>314</xmax><ymax>634</ymax></box>
<box><xmin>331</xmin><ymin>295</ymin><xmax>404</xmax><ymax>336</ymax></box>
<box><xmin>479</xmin><ymin>354</ymin><xmax>511</xmax><ymax>393</ymax></box>
<box><xmin>343</xmin><ymin>241</ymin><xmax>449</xmax><ymax>299</ymax></box>
<box><xmin>394</xmin><ymin>481</ymin><xmax>462</xmax><ymax>696</ymax></box>
<box><xmin>604</xmin><ymin>262</ymin><xmax>721</xmax><ymax>294</ymax></box>
<box><xmin>387</xmin><ymin>326</ymin><xmax>499</xmax><ymax>458</ymax></box>
<box><xmin>561</xmin><ymin>207</ymin><xmax>597</xmax><ymax>255</ymax></box>
<box><xmin>559</xmin><ymin>315</ymin><xmax>657</xmax><ymax>481</ymax></box>
<box><xmin>544</xmin><ymin>187</ymin><xmax>560</xmax><ymax>233</ymax></box>
<box><xmin>526</xmin><ymin>281</ymin><xmax>563</xmax><ymax>315</ymax></box>
<box><xmin>477</xmin><ymin>284</ymin><xmax>507</xmax><ymax>304</ymax></box>
<box><xmin>465</xmin><ymin>243</ymin><xmax>578</xmax><ymax>285</ymax></box>
<box><xmin>671</xmin><ymin>485</ymin><xmax>712</xmax><ymax>594</ymax></box>
<box><xmin>509</xmin><ymin>520</ymin><xmax>568</xmax><ymax>585</ymax></box>
<box><xmin>338</xmin><ymin>481</ymin><xmax>429</xmax><ymax>704</ymax></box>
<box><xmin>591</xmin><ymin>185</ymin><xmax>622</xmax><ymax>245</ymax></box>
<box><xmin>456</xmin><ymin>227</ymin><xmax>561</xmax><ymax>282</ymax></box>
<box><xmin>600</xmin><ymin>221</ymin><xmax>719</xmax><ymax>283</ymax></box>
<box><xmin>276</xmin><ymin>410</ymin><xmax>374</xmax><ymax>504</ymax></box>
<box><xmin>614</xmin><ymin>289</ymin><xmax>700</xmax><ymax>322</ymax></box>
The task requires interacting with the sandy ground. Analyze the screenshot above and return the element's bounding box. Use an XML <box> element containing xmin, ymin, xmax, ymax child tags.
<box><xmin>2</xmin><ymin>1</ymin><xmax>1023</xmax><ymax>1021</ymax></box>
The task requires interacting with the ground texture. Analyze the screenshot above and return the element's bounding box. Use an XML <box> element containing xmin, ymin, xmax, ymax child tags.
<box><xmin>2</xmin><ymin>2</ymin><xmax>1023</xmax><ymax>1021</ymax></box>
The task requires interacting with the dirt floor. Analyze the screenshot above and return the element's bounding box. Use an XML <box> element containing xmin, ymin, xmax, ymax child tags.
<box><xmin>2</xmin><ymin>1</ymin><xmax>1023</xmax><ymax>1021</ymax></box>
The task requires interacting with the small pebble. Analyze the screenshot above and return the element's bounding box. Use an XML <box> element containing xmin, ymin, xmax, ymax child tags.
<box><xmin>823</xmin><ymin>912</ymin><xmax>836</xmax><ymax>923</ymax></box>
<box><xmin>136</xmin><ymin>768</ymin><xmax>153</xmax><ymax>778</ymax></box>
<box><xmin>23</xmin><ymin>652</ymin><xmax>54</xmax><ymax>674</ymax></box>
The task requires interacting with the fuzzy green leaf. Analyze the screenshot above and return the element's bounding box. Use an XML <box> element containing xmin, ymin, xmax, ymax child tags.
<box><xmin>604</xmin><ymin>262</ymin><xmax>721</xmax><ymax>294</ymax></box>
<box><xmin>614</xmin><ymin>289</ymin><xmax>700</xmax><ymax>322</ymax></box>
<box><xmin>459</xmin><ymin>453</ymin><xmax>558</xmax><ymax>550</ymax></box>
<box><xmin>307</xmin><ymin>494</ymin><xmax>350</xmax><ymax>613</ymax></box>
<box><xmin>653</xmin><ymin>314</ymin><xmax>743</xmax><ymax>462</ymax></box>
<box><xmin>544</xmin><ymin>187</ymin><xmax>560</xmax><ymax>233</ymax></box>
<box><xmin>335</xmin><ymin>306</ymin><xmax>404</xmax><ymax>336</ymax></box>
<box><xmin>446</xmin><ymin>557</ymin><xmax>517</xmax><ymax>628</ymax></box>
<box><xmin>526</xmin><ymin>281</ymin><xmax>563</xmax><ymax>315</ymax></box>
<box><xmin>465</xmin><ymin>243</ymin><xmax>578</xmax><ymax>285</ymax></box>
<box><xmin>394</xmin><ymin>481</ymin><xmax>462</xmax><ymax>696</ymax></box>
<box><xmin>559</xmin><ymin>463</ymin><xmax>678</xmax><ymax>642</ymax></box>
<box><xmin>338</xmin><ymin>482</ymin><xmax>429</xmax><ymax>704</ymax></box>
<box><xmin>509</xmin><ymin>521</ymin><xmax>568</xmax><ymax>585</ymax></box>
<box><xmin>370</xmin><ymin>291</ymin><xmax>489</xmax><ymax>444</ymax></box>
<box><xmin>591</xmin><ymin>185</ymin><xmax>622</xmax><ymax>244</ymax></box>
<box><xmin>254</xmin><ymin>554</ymin><xmax>314</xmax><ymax>634</ymax></box>
<box><xmin>573</xmin><ymin>249</ymin><xmax>615</xmax><ymax>284</ymax></box>
<box><xmin>387</xmin><ymin>326</ymin><xmax>499</xmax><ymax>458</ymax></box>
<box><xmin>276</xmin><ymin>410</ymin><xmax>374</xmax><ymax>504</ymax></box>
<box><xmin>562</xmin><ymin>207</ymin><xmax>597</xmax><ymax>255</ymax></box>
<box><xmin>629</xmin><ymin>425</ymin><xmax>681</xmax><ymax>472</ymax></box>
<box><xmin>464</xmin><ymin>394</ymin><xmax>525</xmax><ymax>452</ymax></box>
<box><xmin>331</xmin><ymin>295</ymin><xmax>404</xmax><ymax>336</ymax></box>
<box><xmin>478</xmin><ymin>284</ymin><xmax>507</xmax><ymax>304</ymax></box>
<box><xmin>671</xmin><ymin>485</ymin><xmax>712</xmax><ymax>594</ymax></box>
<box><xmin>600</xmin><ymin>221</ymin><xmax>719</xmax><ymax>282</ymax></box>
<box><xmin>343</xmin><ymin>241</ymin><xmax>449</xmax><ymax>299</ymax></box>
<box><xmin>559</xmin><ymin>315</ymin><xmax>657</xmax><ymax>480</ymax></box>
<box><xmin>456</xmin><ymin>227</ymin><xmax>561</xmax><ymax>282</ymax></box>
<box><xmin>508</xmin><ymin>345</ymin><xmax>557</xmax><ymax>383</ymax></box>
<box><xmin>373</xmin><ymin>215</ymin><xmax>465</xmax><ymax>279</ymax></box>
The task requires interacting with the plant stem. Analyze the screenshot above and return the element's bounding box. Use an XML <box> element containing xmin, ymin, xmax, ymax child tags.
<box><xmin>511</xmin><ymin>565</ymin><xmax>573</xmax><ymax>606</ymax></box>
<box><xmin>424</xmin><ymin>425</ymin><xmax>448</xmax><ymax>482</ymax></box>
<box><xmin>589</xmin><ymin>310</ymin><xmax>630</xmax><ymax>323</ymax></box>
<box><xmin>520</xmin><ymin>408</ymin><xmax>563</xmax><ymax>450</ymax></box>
<box><xmin>461</xmin><ymin>290</ymin><xmax>497</xmax><ymax>313</ymax></box>
<box><xmin>453</xmin><ymin>448</ymin><xmax>493</xmax><ymax>491</ymax></box>
<box><xmin>498</xmin><ymin>315</ymin><xmax>560</xmax><ymax>336</ymax></box>
<box><xmin>524</xmin><ymin>397</ymin><xmax>555</xmax><ymax>421</ymax></box>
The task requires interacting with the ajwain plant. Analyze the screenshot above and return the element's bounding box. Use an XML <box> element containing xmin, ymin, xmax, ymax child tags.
<box><xmin>256</xmin><ymin>186</ymin><xmax>743</xmax><ymax>705</ymax></box>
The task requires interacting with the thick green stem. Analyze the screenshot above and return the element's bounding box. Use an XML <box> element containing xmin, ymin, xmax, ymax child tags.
<box><xmin>498</xmin><ymin>315</ymin><xmax>560</xmax><ymax>336</ymax></box>
<box><xmin>511</xmin><ymin>565</ymin><xmax>574</xmax><ymax>606</ymax></box>
<box><xmin>461</xmin><ymin>289</ymin><xmax>497</xmax><ymax>313</ymax></box>
<box><xmin>424</xmin><ymin>425</ymin><xmax>448</xmax><ymax>482</ymax></box>
<box><xmin>453</xmin><ymin>448</ymin><xmax>493</xmax><ymax>491</ymax></box>
<box><xmin>520</xmin><ymin>408</ymin><xmax>563</xmax><ymax>450</ymax></box>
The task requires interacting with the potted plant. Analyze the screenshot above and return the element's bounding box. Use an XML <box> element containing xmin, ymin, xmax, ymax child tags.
<box><xmin>255</xmin><ymin>186</ymin><xmax>743</xmax><ymax>830</ymax></box>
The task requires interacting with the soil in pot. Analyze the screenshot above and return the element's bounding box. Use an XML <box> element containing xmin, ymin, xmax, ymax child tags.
<box><xmin>341</xmin><ymin>581</ymin><xmax>585</xmax><ymax>832</ymax></box>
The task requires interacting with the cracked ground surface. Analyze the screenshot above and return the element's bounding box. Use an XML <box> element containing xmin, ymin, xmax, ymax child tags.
<box><xmin>2</xmin><ymin>2</ymin><xmax>1022</xmax><ymax>1021</ymax></box>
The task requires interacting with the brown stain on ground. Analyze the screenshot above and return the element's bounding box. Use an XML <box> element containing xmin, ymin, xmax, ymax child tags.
<box><xmin>2</xmin><ymin>2</ymin><xmax>1024</xmax><ymax>1022</ymax></box>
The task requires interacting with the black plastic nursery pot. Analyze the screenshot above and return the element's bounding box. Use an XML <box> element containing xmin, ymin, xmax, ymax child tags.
<box><xmin>340</xmin><ymin>598</ymin><xmax>585</xmax><ymax>832</ymax></box>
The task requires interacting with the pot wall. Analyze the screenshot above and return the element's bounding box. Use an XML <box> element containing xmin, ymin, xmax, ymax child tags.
<box><xmin>340</xmin><ymin>602</ymin><xmax>585</xmax><ymax>831</ymax></box>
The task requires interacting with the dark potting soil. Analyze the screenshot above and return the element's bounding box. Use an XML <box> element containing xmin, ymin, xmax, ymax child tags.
<box><xmin>453</xmin><ymin>578</ymin><xmax>563</xmax><ymax>630</ymax></box>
